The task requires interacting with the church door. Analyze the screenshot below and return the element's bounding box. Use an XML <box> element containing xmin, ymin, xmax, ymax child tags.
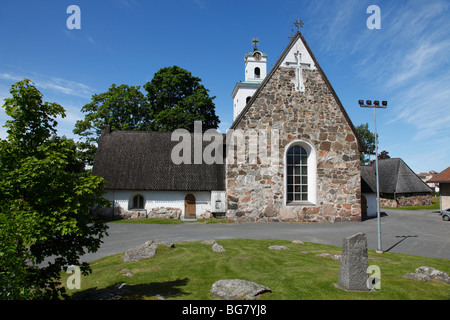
<box><xmin>184</xmin><ymin>194</ymin><xmax>196</xmax><ymax>219</ymax></box>
<box><xmin>361</xmin><ymin>195</ymin><xmax>368</xmax><ymax>220</ymax></box>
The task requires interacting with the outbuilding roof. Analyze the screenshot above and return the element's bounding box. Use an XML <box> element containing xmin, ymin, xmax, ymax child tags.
<box><xmin>91</xmin><ymin>128</ymin><xmax>225</xmax><ymax>191</ymax></box>
<box><xmin>361</xmin><ymin>158</ymin><xmax>432</xmax><ymax>194</ymax></box>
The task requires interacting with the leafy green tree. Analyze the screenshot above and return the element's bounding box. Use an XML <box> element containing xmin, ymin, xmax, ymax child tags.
<box><xmin>378</xmin><ymin>150</ymin><xmax>390</xmax><ymax>160</ymax></box>
<box><xmin>0</xmin><ymin>79</ymin><xmax>109</xmax><ymax>299</ymax></box>
<box><xmin>144</xmin><ymin>65</ymin><xmax>220</xmax><ymax>132</ymax></box>
<box><xmin>73</xmin><ymin>84</ymin><xmax>149</xmax><ymax>165</ymax></box>
<box><xmin>74</xmin><ymin>67</ymin><xmax>220</xmax><ymax>164</ymax></box>
<box><xmin>356</xmin><ymin>123</ymin><xmax>377</xmax><ymax>165</ymax></box>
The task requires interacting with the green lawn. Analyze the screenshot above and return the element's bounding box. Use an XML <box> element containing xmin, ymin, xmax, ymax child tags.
<box><xmin>63</xmin><ymin>239</ymin><xmax>450</xmax><ymax>300</ymax></box>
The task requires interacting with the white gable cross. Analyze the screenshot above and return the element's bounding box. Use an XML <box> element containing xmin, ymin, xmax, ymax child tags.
<box><xmin>294</xmin><ymin>50</ymin><xmax>305</xmax><ymax>92</ymax></box>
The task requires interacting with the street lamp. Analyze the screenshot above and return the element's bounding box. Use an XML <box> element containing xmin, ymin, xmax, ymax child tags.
<box><xmin>359</xmin><ymin>99</ymin><xmax>387</xmax><ymax>254</ymax></box>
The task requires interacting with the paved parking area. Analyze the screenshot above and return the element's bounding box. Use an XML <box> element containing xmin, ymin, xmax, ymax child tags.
<box><xmin>82</xmin><ymin>209</ymin><xmax>449</xmax><ymax>262</ymax></box>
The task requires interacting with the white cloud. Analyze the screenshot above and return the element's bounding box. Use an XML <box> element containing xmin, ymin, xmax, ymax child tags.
<box><xmin>0</xmin><ymin>71</ymin><xmax>94</xmax><ymax>99</ymax></box>
<box><xmin>86</xmin><ymin>36</ymin><xmax>96</xmax><ymax>45</ymax></box>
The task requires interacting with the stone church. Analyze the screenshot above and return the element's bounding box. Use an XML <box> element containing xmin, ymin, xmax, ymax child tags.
<box><xmin>91</xmin><ymin>31</ymin><xmax>364</xmax><ymax>223</ymax></box>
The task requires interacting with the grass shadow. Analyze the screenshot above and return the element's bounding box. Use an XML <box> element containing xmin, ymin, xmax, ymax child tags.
<box><xmin>71</xmin><ymin>278</ymin><xmax>190</xmax><ymax>300</ymax></box>
<box><xmin>126</xmin><ymin>278</ymin><xmax>191</xmax><ymax>300</ymax></box>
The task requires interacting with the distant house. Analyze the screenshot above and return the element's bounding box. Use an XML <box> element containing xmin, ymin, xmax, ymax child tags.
<box><xmin>417</xmin><ymin>170</ymin><xmax>439</xmax><ymax>192</ymax></box>
<box><xmin>361</xmin><ymin>158</ymin><xmax>433</xmax><ymax>209</ymax></box>
<box><xmin>427</xmin><ymin>167</ymin><xmax>450</xmax><ymax>211</ymax></box>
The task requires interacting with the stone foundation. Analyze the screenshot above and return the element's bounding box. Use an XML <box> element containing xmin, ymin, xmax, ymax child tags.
<box><xmin>93</xmin><ymin>206</ymin><xmax>182</xmax><ymax>220</ymax></box>
<box><xmin>380</xmin><ymin>194</ymin><xmax>432</xmax><ymax>208</ymax></box>
<box><xmin>226</xmin><ymin>205</ymin><xmax>361</xmax><ymax>223</ymax></box>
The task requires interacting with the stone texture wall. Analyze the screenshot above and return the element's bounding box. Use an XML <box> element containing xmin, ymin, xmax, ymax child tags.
<box><xmin>380</xmin><ymin>193</ymin><xmax>432</xmax><ymax>208</ymax></box>
<box><xmin>93</xmin><ymin>206</ymin><xmax>182</xmax><ymax>220</ymax></box>
<box><xmin>226</xmin><ymin>67</ymin><xmax>361</xmax><ymax>223</ymax></box>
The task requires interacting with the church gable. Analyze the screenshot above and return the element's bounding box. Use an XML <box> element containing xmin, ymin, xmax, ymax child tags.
<box><xmin>226</xmin><ymin>32</ymin><xmax>362</xmax><ymax>223</ymax></box>
<box><xmin>231</xmin><ymin>32</ymin><xmax>362</xmax><ymax>150</ymax></box>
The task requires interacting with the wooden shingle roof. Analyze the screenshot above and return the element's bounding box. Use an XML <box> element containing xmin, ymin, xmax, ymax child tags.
<box><xmin>91</xmin><ymin>129</ymin><xmax>225</xmax><ymax>191</ymax></box>
<box><xmin>361</xmin><ymin>158</ymin><xmax>432</xmax><ymax>194</ymax></box>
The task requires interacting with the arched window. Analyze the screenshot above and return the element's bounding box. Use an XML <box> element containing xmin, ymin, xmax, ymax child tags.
<box><xmin>246</xmin><ymin>96</ymin><xmax>252</xmax><ymax>104</ymax></box>
<box><xmin>285</xmin><ymin>141</ymin><xmax>317</xmax><ymax>205</ymax></box>
<box><xmin>254</xmin><ymin>67</ymin><xmax>260</xmax><ymax>79</ymax></box>
<box><xmin>286</xmin><ymin>145</ymin><xmax>308</xmax><ymax>202</ymax></box>
<box><xmin>132</xmin><ymin>194</ymin><xmax>145</xmax><ymax>209</ymax></box>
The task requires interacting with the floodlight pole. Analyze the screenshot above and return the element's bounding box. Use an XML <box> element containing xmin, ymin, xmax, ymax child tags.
<box><xmin>359</xmin><ymin>100</ymin><xmax>387</xmax><ymax>254</ymax></box>
<box><xmin>373</xmin><ymin>106</ymin><xmax>382</xmax><ymax>253</ymax></box>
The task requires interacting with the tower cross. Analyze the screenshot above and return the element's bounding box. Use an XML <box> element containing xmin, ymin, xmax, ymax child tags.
<box><xmin>294</xmin><ymin>19</ymin><xmax>304</xmax><ymax>32</ymax></box>
<box><xmin>252</xmin><ymin>38</ymin><xmax>259</xmax><ymax>51</ymax></box>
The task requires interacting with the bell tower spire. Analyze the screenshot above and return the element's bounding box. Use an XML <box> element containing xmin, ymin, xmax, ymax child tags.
<box><xmin>232</xmin><ymin>38</ymin><xmax>268</xmax><ymax>120</ymax></box>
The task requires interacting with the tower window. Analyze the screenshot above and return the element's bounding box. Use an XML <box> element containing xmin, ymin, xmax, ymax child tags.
<box><xmin>246</xmin><ymin>96</ymin><xmax>252</xmax><ymax>104</ymax></box>
<box><xmin>254</xmin><ymin>67</ymin><xmax>261</xmax><ymax>78</ymax></box>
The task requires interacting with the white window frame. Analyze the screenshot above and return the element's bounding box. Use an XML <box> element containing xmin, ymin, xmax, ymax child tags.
<box><xmin>284</xmin><ymin>140</ymin><xmax>317</xmax><ymax>206</ymax></box>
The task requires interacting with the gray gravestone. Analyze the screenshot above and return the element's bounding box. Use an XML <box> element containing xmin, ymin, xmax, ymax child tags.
<box><xmin>336</xmin><ymin>232</ymin><xmax>369</xmax><ymax>291</ymax></box>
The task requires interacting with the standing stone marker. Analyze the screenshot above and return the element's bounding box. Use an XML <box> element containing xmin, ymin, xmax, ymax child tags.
<box><xmin>336</xmin><ymin>232</ymin><xmax>369</xmax><ymax>291</ymax></box>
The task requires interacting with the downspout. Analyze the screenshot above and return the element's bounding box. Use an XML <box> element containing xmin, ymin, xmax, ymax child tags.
<box><xmin>112</xmin><ymin>190</ymin><xmax>115</xmax><ymax>218</ymax></box>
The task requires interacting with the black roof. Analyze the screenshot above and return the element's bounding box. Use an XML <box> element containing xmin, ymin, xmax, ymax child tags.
<box><xmin>361</xmin><ymin>158</ymin><xmax>432</xmax><ymax>194</ymax></box>
<box><xmin>91</xmin><ymin>129</ymin><xmax>225</xmax><ymax>191</ymax></box>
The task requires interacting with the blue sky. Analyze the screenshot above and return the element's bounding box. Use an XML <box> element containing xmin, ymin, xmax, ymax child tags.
<box><xmin>0</xmin><ymin>0</ymin><xmax>449</xmax><ymax>174</ymax></box>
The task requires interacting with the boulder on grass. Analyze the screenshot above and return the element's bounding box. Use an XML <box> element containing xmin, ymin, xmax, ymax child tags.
<box><xmin>211</xmin><ymin>279</ymin><xmax>271</xmax><ymax>300</ymax></box>
<box><xmin>122</xmin><ymin>239</ymin><xmax>174</xmax><ymax>262</ymax></box>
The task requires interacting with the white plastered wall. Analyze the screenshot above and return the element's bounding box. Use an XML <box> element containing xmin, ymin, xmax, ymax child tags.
<box><xmin>103</xmin><ymin>190</ymin><xmax>212</xmax><ymax>219</ymax></box>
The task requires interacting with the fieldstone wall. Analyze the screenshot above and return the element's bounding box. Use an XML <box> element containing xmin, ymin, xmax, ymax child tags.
<box><xmin>380</xmin><ymin>193</ymin><xmax>432</xmax><ymax>208</ymax></box>
<box><xmin>92</xmin><ymin>206</ymin><xmax>182</xmax><ymax>220</ymax></box>
<box><xmin>226</xmin><ymin>67</ymin><xmax>361</xmax><ymax>223</ymax></box>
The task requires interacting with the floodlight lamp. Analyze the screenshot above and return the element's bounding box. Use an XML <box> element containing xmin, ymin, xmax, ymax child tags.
<box><xmin>374</xmin><ymin>100</ymin><xmax>380</xmax><ymax>106</ymax></box>
<box><xmin>382</xmin><ymin>101</ymin><xmax>387</xmax><ymax>107</ymax></box>
<box><xmin>366</xmin><ymin>100</ymin><xmax>372</xmax><ymax>106</ymax></box>
<box><xmin>358</xmin><ymin>100</ymin><xmax>364</xmax><ymax>105</ymax></box>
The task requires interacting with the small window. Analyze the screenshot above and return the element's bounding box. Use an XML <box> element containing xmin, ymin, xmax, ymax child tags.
<box><xmin>246</xmin><ymin>96</ymin><xmax>252</xmax><ymax>104</ymax></box>
<box><xmin>133</xmin><ymin>194</ymin><xmax>144</xmax><ymax>209</ymax></box>
<box><xmin>254</xmin><ymin>67</ymin><xmax>261</xmax><ymax>78</ymax></box>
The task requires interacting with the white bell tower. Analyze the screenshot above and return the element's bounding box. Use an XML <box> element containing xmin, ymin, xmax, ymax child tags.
<box><xmin>232</xmin><ymin>38</ymin><xmax>268</xmax><ymax>120</ymax></box>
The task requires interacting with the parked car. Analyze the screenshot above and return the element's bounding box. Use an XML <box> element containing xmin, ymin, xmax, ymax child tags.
<box><xmin>441</xmin><ymin>208</ymin><xmax>450</xmax><ymax>221</ymax></box>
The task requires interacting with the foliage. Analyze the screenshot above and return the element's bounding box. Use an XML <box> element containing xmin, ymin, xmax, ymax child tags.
<box><xmin>3</xmin><ymin>78</ymin><xmax>65</xmax><ymax>155</ymax></box>
<box><xmin>378</xmin><ymin>150</ymin><xmax>390</xmax><ymax>159</ymax></box>
<box><xmin>74</xmin><ymin>67</ymin><xmax>220</xmax><ymax>165</ymax></box>
<box><xmin>73</xmin><ymin>84</ymin><xmax>150</xmax><ymax>166</ymax></box>
<box><xmin>144</xmin><ymin>65</ymin><xmax>220</xmax><ymax>132</ymax></box>
<box><xmin>356</xmin><ymin>123</ymin><xmax>377</xmax><ymax>165</ymax></box>
<box><xmin>0</xmin><ymin>79</ymin><xmax>109</xmax><ymax>299</ymax></box>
